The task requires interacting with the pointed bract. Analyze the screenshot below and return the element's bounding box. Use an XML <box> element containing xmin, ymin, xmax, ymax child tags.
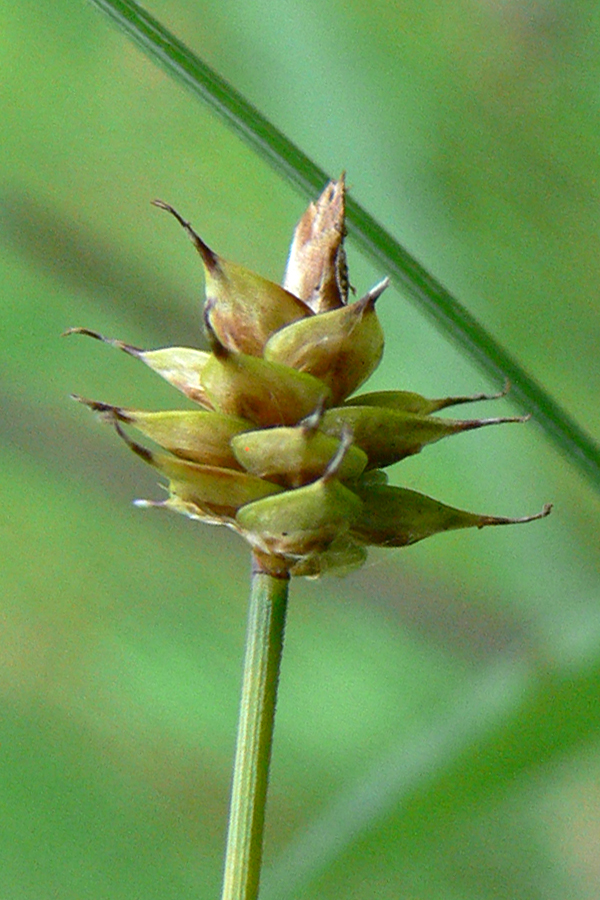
<box><xmin>115</xmin><ymin>423</ymin><xmax>284</xmax><ymax>521</ymax></box>
<box><xmin>345</xmin><ymin>383</ymin><xmax>510</xmax><ymax>415</ymax></box>
<box><xmin>78</xmin><ymin>402</ymin><xmax>251</xmax><ymax>469</ymax></box>
<box><xmin>64</xmin><ymin>328</ymin><xmax>214</xmax><ymax>409</ymax></box>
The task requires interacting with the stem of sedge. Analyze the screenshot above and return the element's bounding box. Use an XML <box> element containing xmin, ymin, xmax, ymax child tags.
<box><xmin>220</xmin><ymin>556</ymin><xmax>290</xmax><ymax>900</ymax></box>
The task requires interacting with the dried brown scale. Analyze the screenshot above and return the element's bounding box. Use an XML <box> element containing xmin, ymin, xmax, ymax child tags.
<box><xmin>283</xmin><ymin>174</ymin><xmax>348</xmax><ymax>312</ymax></box>
<box><xmin>68</xmin><ymin>176</ymin><xmax>551</xmax><ymax>576</ymax></box>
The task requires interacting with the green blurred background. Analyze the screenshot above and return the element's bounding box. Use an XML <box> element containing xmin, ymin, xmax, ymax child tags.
<box><xmin>3</xmin><ymin>1</ymin><xmax>600</xmax><ymax>897</ymax></box>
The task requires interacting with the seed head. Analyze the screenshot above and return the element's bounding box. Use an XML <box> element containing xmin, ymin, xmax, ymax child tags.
<box><xmin>68</xmin><ymin>178</ymin><xmax>551</xmax><ymax>577</ymax></box>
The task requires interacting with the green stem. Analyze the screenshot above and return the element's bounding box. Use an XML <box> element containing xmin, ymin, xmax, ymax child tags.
<box><xmin>221</xmin><ymin>559</ymin><xmax>290</xmax><ymax>900</ymax></box>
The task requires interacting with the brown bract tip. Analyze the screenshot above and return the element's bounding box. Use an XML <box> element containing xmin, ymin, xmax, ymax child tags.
<box><xmin>459</xmin><ymin>414</ymin><xmax>531</xmax><ymax>432</ymax></box>
<box><xmin>70</xmin><ymin>395</ymin><xmax>136</xmax><ymax>425</ymax></box>
<box><xmin>113</xmin><ymin>420</ymin><xmax>154</xmax><ymax>464</ymax></box>
<box><xmin>203</xmin><ymin>304</ymin><xmax>229</xmax><ymax>358</ymax></box>
<box><xmin>62</xmin><ymin>327</ymin><xmax>143</xmax><ymax>358</ymax></box>
<box><xmin>478</xmin><ymin>502</ymin><xmax>553</xmax><ymax>528</ymax></box>
<box><xmin>152</xmin><ymin>199</ymin><xmax>219</xmax><ymax>272</ymax></box>
<box><xmin>71</xmin><ymin>394</ymin><xmax>116</xmax><ymax>419</ymax></box>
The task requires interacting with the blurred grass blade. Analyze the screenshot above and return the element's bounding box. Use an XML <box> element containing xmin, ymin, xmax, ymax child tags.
<box><xmin>261</xmin><ymin>658</ymin><xmax>531</xmax><ymax>899</ymax></box>
<box><xmin>89</xmin><ymin>0</ymin><xmax>600</xmax><ymax>493</ymax></box>
<box><xmin>262</xmin><ymin>650</ymin><xmax>600</xmax><ymax>898</ymax></box>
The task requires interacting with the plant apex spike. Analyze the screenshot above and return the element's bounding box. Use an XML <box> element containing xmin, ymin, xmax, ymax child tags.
<box><xmin>62</xmin><ymin>327</ymin><xmax>143</xmax><ymax>358</ymax></box>
<box><xmin>481</xmin><ymin>502</ymin><xmax>553</xmax><ymax>527</ymax></box>
<box><xmin>362</xmin><ymin>276</ymin><xmax>390</xmax><ymax>307</ymax></box>
<box><xmin>152</xmin><ymin>198</ymin><xmax>218</xmax><ymax>271</ymax></box>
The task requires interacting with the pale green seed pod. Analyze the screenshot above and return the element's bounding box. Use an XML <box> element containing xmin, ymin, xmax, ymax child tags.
<box><xmin>153</xmin><ymin>200</ymin><xmax>311</xmax><ymax>356</ymax></box>
<box><xmin>350</xmin><ymin>483</ymin><xmax>552</xmax><ymax>547</ymax></box>
<box><xmin>236</xmin><ymin>474</ymin><xmax>363</xmax><ymax>559</ymax></box>
<box><xmin>64</xmin><ymin>328</ymin><xmax>213</xmax><ymax>408</ymax></box>
<box><xmin>231</xmin><ymin>424</ymin><xmax>368</xmax><ymax>487</ymax></box>
<box><xmin>345</xmin><ymin>384</ymin><xmax>509</xmax><ymax>415</ymax></box>
<box><xmin>133</xmin><ymin>347</ymin><xmax>213</xmax><ymax>407</ymax></box>
<box><xmin>236</xmin><ymin>434</ymin><xmax>363</xmax><ymax>559</ymax></box>
<box><xmin>264</xmin><ymin>278</ymin><xmax>388</xmax><ymax>405</ymax></box>
<box><xmin>321</xmin><ymin>405</ymin><xmax>528</xmax><ymax>469</ymax></box>
<box><xmin>201</xmin><ymin>330</ymin><xmax>331</xmax><ymax>427</ymax></box>
<box><xmin>115</xmin><ymin>423</ymin><xmax>283</xmax><ymax>521</ymax></box>
<box><xmin>283</xmin><ymin>176</ymin><xmax>349</xmax><ymax>313</ymax></box>
<box><xmin>75</xmin><ymin>399</ymin><xmax>251</xmax><ymax>469</ymax></box>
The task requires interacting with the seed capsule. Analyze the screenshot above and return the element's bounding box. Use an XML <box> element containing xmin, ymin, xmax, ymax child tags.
<box><xmin>236</xmin><ymin>433</ymin><xmax>363</xmax><ymax>559</ymax></box>
<box><xmin>231</xmin><ymin>424</ymin><xmax>368</xmax><ymax>487</ymax></box>
<box><xmin>64</xmin><ymin>328</ymin><xmax>213</xmax><ymax>408</ymax></box>
<box><xmin>114</xmin><ymin>423</ymin><xmax>283</xmax><ymax>521</ymax></box>
<box><xmin>153</xmin><ymin>200</ymin><xmax>311</xmax><ymax>356</ymax></box>
<box><xmin>264</xmin><ymin>279</ymin><xmax>388</xmax><ymax>405</ymax></box>
<box><xmin>283</xmin><ymin>176</ymin><xmax>349</xmax><ymax>312</ymax></box>
<box><xmin>321</xmin><ymin>405</ymin><xmax>528</xmax><ymax>469</ymax></box>
<box><xmin>73</xmin><ymin>398</ymin><xmax>251</xmax><ymax>469</ymax></box>
<box><xmin>345</xmin><ymin>383</ymin><xmax>510</xmax><ymax>415</ymax></box>
<box><xmin>350</xmin><ymin>483</ymin><xmax>552</xmax><ymax>547</ymax></box>
<box><xmin>202</xmin><ymin>321</ymin><xmax>331</xmax><ymax>427</ymax></box>
<box><xmin>236</xmin><ymin>476</ymin><xmax>363</xmax><ymax>559</ymax></box>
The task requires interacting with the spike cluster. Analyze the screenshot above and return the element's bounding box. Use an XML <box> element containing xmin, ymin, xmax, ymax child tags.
<box><xmin>67</xmin><ymin>176</ymin><xmax>550</xmax><ymax>577</ymax></box>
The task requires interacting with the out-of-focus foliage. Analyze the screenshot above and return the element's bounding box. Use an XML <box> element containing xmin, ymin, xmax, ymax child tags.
<box><xmin>1</xmin><ymin>1</ymin><xmax>600</xmax><ymax>898</ymax></box>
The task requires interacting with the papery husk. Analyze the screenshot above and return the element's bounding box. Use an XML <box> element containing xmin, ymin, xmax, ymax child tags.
<box><xmin>283</xmin><ymin>176</ymin><xmax>349</xmax><ymax>313</ymax></box>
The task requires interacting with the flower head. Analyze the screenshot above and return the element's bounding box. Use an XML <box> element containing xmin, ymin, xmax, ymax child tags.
<box><xmin>68</xmin><ymin>177</ymin><xmax>551</xmax><ymax>577</ymax></box>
